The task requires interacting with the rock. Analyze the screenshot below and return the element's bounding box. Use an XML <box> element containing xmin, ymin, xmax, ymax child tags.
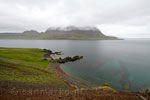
<box><xmin>42</xmin><ymin>49</ymin><xmax>83</xmax><ymax>63</ymax></box>
<box><xmin>140</xmin><ymin>86</ymin><xmax>150</xmax><ymax>93</ymax></box>
<box><xmin>58</xmin><ymin>56</ymin><xmax>83</xmax><ymax>64</ymax></box>
<box><xmin>53</xmin><ymin>52</ymin><xmax>62</xmax><ymax>55</ymax></box>
<box><xmin>103</xmin><ymin>83</ymin><xmax>110</xmax><ymax>87</ymax></box>
<box><xmin>138</xmin><ymin>96</ymin><xmax>147</xmax><ymax>100</ymax></box>
<box><xmin>43</xmin><ymin>49</ymin><xmax>52</xmax><ymax>54</ymax></box>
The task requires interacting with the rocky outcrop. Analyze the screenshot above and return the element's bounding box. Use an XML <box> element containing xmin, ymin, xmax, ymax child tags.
<box><xmin>57</xmin><ymin>56</ymin><xmax>83</xmax><ymax>64</ymax></box>
<box><xmin>42</xmin><ymin>49</ymin><xmax>83</xmax><ymax>63</ymax></box>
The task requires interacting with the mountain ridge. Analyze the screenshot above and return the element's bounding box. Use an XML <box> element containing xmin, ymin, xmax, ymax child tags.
<box><xmin>0</xmin><ymin>26</ymin><xmax>119</xmax><ymax>40</ymax></box>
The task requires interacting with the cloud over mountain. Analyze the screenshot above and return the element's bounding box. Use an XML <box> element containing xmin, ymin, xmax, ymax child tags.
<box><xmin>0</xmin><ymin>0</ymin><xmax>150</xmax><ymax>38</ymax></box>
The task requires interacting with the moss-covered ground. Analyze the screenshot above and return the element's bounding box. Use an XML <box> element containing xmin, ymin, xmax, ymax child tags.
<box><xmin>0</xmin><ymin>47</ymin><xmax>70</xmax><ymax>89</ymax></box>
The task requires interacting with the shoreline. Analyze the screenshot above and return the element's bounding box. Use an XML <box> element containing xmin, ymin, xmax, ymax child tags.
<box><xmin>44</xmin><ymin>48</ymin><xmax>88</xmax><ymax>89</ymax></box>
<box><xmin>48</xmin><ymin>63</ymin><xmax>87</xmax><ymax>89</ymax></box>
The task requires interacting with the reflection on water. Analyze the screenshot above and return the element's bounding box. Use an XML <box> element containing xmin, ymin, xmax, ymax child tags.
<box><xmin>119</xmin><ymin>61</ymin><xmax>130</xmax><ymax>90</ymax></box>
<box><xmin>0</xmin><ymin>39</ymin><xmax>150</xmax><ymax>91</ymax></box>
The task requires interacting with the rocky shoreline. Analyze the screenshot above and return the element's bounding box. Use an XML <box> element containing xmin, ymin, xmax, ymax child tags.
<box><xmin>43</xmin><ymin>49</ymin><xmax>83</xmax><ymax>63</ymax></box>
<box><xmin>42</xmin><ymin>49</ymin><xmax>87</xmax><ymax>89</ymax></box>
<box><xmin>48</xmin><ymin>63</ymin><xmax>87</xmax><ymax>89</ymax></box>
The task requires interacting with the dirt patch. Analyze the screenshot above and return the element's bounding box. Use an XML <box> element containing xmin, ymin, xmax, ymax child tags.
<box><xmin>0</xmin><ymin>81</ymin><xmax>71</xmax><ymax>90</ymax></box>
<box><xmin>0</xmin><ymin>89</ymin><xmax>150</xmax><ymax>100</ymax></box>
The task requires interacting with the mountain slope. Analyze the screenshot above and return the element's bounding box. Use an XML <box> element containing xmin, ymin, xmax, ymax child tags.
<box><xmin>0</xmin><ymin>48</ymin><xmax>71</xmax><ymax>89</ymax></box>
<box><xmin>45</xmin><ymin>26</ymin><xmax>104</xmax><ymax>37</ymax></box>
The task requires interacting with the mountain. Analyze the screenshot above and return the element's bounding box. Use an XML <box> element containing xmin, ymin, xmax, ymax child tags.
<box><xmin>0</xmin><ymin>26</ymin><xmax>119</xmax><ymax>40</ymax></box>
<box><xmin>45</xmin><ymin>26</ymin><xmax>104</xmax><ymax>37</ymax></box>
<box><xmin>44</xmin><ymin>26</ymin><xmax>118</xmax><ymax>40</ymax></box>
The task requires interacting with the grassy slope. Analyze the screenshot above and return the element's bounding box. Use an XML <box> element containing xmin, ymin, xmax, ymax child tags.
<box><xmin>0</xmin><ymin>48</ymin><xmax>70</xmax><ymax>89</ymax></box>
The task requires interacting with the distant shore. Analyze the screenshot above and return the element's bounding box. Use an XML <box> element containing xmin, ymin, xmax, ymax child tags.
<box><xmin>0</xmin><ymin>33</ymin><xmax>120</xmax><ymax>40</ymax></box>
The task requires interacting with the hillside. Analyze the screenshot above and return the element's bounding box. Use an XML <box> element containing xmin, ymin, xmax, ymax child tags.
<box><xmin>0</xmin><ymin>48</ymin><xmax>71</xmax><ymax>89</ymax></box>
<box><xmin>0</xmin><ymin>26</ymin><xmax>119</xmax><ymax>40</ymax></box>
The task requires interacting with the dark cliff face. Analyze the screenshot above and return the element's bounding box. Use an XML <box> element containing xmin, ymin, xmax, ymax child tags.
<box><xmin>45</xmin><ymin>26</ymin><xmax>105</xmax><ymax>38</ymax></box>
<box><xmin>23</xmin><ymin>30</ymin><xmax>39</xmax><ymax>34</ymax></box>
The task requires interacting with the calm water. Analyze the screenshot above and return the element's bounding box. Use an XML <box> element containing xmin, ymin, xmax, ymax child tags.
<box><xmin>0</xmin><ymin>39</ymin><xmax>150</xmax><ymax>91</ymax></box>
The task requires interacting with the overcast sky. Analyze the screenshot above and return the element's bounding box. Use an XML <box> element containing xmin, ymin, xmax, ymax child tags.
<box><xmin>0</xmin><ymin>0</ymin><xmax>150</xmax><ymax>38</ymax></box>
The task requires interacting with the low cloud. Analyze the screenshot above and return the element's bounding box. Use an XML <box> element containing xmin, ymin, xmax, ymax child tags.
<box><xmin>0</xmin><ymin>0</ymin><xmax>150</xmax><ymax>38</ymax></box>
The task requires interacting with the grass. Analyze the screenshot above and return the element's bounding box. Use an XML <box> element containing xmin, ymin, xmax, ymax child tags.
<box><xmin>0</xmin><ymin>47</ymin><xmax>70</xmax><ymax>89</ymax></box>
<box><xmin>73</xmin><ymin>86</ymin><xmax>116</xmax><ymax>93</ymax></box>
<box><xmin>98</xmin><ymin>86</ymin><xmax>116</xmax><ymax>92</ymax></box>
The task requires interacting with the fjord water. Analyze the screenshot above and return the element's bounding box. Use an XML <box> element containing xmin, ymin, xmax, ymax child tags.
<box><xmin>0</xmin><ymin>39</ymin><xmax>150</xmax><ymax>91</ymax></box>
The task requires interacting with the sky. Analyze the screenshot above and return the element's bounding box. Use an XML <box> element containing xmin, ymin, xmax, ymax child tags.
<box><xmin>0</xmin><ymin>0</ymin><xmax>150</xmax><ymax>38</ymax></box>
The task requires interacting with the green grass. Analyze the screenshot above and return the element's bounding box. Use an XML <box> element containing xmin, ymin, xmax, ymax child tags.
<box><xmin>98</xmin><ymin>86</ymin><xmax>116</xmax><ymax>92</ymax></box>
<box><xmin>0</xmin><ymin>47</ymin><xmax>70</xmax><ymax>89</ymax></box>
